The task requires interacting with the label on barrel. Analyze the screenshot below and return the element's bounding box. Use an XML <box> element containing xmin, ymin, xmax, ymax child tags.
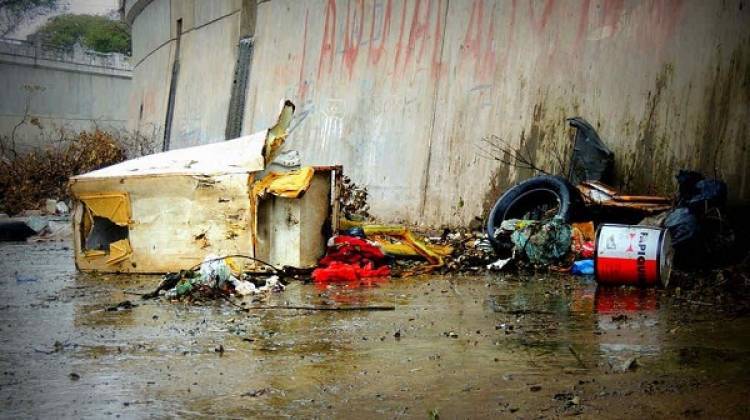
<box><xmin>596</xmin><ymin>226</ymin><xmax>661</xmax><ymax>286</ymax></box>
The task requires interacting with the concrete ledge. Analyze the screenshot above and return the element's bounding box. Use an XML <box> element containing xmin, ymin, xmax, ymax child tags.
<box><xmin>0</xmin><ymin>54</ymin><xmax>132</xmax><ymax>79</ymax></box>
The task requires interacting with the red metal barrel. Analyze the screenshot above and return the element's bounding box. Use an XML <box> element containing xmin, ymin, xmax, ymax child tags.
<box><xmin>594</xmin><ymin>224</ymin><xmax>673</xmax><ymax>287</ymax></box>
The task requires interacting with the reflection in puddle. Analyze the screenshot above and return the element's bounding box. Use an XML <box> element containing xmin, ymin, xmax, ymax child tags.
<box><xmin>593</xmin><ymin>287</ymin><xmax>664</xmax><ymax>365</ymax></box>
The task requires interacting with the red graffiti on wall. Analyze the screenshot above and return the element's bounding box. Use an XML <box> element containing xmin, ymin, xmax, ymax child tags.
<box><xmin>343</xmin><ymin>0</ymin><xmax>365</xmax><ymax>79</ymax></box>
<box><xmin>574</xmin><ymin>0</ymin><xmax>591</xmax><ymax>55</ymax></box>
<box><xmin>635</xmin><ymin>0</ymin><xmax>685</xmax><ymax>53</ymax></box>
<box><xmin>528</xmin><ymin>0</ymin><xmax>556</xmax><ymax>33</ymax></box>
<box><xmin>430</xmin><ymin>0</ymin><xmax>445</xmax><ymax>80</ymax></box>
<box><xmin>392</xmin><ymin>0</ymin><xmax>408</xmax><ymax>73</ymax></box>
<box><xmin>601</xmin><ymin>0</ymin><xmax>625</xmax><ymax>33</ymax></box>
<box><xmin>461</xmin><ymin>0</ymin><xmax>497</xmax><ymax>82</ymax></box>
<box><xmin>403</xmin><ymin>0</ymin><xmax>431</xmax><ymax>73</ymax></box>
<box><xmin>317</xmin><ymin>0</ymin><xmax>337</xmax><ymax>80</ymax></box>
<box><xmin>498</xmin><ymin>0</ymin><xmax>517</xmax><ymax>70</ymax></box>
<box><xmin>368</xmin><ymin>0</ymin><xmax>392</xmax><ymax>66</ymax></box>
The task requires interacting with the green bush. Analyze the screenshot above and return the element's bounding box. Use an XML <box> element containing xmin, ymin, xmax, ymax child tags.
<box><xmin>33</xmin><ymin>13</ymin><xmax>131</xmax><ymax>55</ymax></box>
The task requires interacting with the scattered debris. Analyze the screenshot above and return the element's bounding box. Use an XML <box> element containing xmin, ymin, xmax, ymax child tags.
<box><xmin>508</xmin><ymin>217</ymin><xmax>572</xmax><ymax>266</ymax></box>
<box><xmin>239</xmin><ymin>305</ymin><xmax>395</xmax><ymax>311</ymax></box>
<box><xmin>486</xmin><ymin>175</ymin><xmax>581</xmax><ymax>254</ymax></box>
<box><xmin>428</xmin><ymin>408</ymin><xmax>440</xmax><ymax>420</ymax></box>
<box><xmin>159</xmin><ymin>255</ymin><xmax>287</xmax><ymax>301</ymax></box>
<box><xmin>242</xmin><ymin>388</ymin><xmax>269</xmax><ymax>398</ymax></box>
<box><xmin>652</xmin><ymin>170</ymin><xmax>733</xmax><ymax>269</ymax></box>
<box><xmin>620</xmin><ymin>357</ymin><xmax>639</xmax><ymax>372</ymax></box>
<box><xmin>571</xmin><ymin>259</ymin><xmax>593</xmax><ymax>275</ymax></box>
<box><xmin>356</xmin><ymin>224</ymin><xmax>452</xmax><ymax>275</ymax></box>
<box><xmin>487</xmin><ymin>256</ymin><xmax>512</xmax><ymax>271</ymax></box>
<box><xmin>34</xmin><ymin>340</ymin><xmax>68</xmax><ymax>354</ymax></box>
<box><xmin>142</xmin><ymin>272</ymin><xmax>183</xmax><ymax>299</ymax></box>
<box><xmin>339</xmin><ymin>175</ymin><xmax>371</xmax><ymax>221</ymax></box>
<box><xmin>577</xmin><ymin>180</ymin><xmax>672</xmax><ymax>216</ymax></box>
<box><xmin>106</xmin><ymin>300</ymin><xmax>137</xmax><ymax>311</ymax></box>
<box><xmin>568</xmin><ymin>344</ymin><xmax>586</xmax><ymax>368</ymax></box>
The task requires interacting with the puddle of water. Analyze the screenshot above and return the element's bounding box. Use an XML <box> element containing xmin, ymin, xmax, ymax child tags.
<box><xmin>1</xmin><ymin>241</ymin><xmax>749</xmax><ymax>418</ymax></box>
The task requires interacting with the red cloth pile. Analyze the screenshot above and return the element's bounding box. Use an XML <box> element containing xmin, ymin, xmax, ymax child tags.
<box><xmin>579</xmin><ymin>241</ymin><xmax>595</xmax><ymax>258</ymax></box>
<box><xmin>312</xmin><ymin>235</ymin><xmax>391</xmax><ymax>282</ymax></box>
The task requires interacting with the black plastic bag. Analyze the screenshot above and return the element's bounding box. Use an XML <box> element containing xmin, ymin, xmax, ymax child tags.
<box><xmin>664</xmin><ymin>207</ymin><xmax>700</xmax><ymax>246</ymax></box>
<box><xmin>675</xmin><ymin>170</ymin><xmax>727</xmax><ymax>210</ymax></box>
<box><xmin>567</xmin><ymin>117</ymin><xmax>614</xmax><ymax>185</ymax></box>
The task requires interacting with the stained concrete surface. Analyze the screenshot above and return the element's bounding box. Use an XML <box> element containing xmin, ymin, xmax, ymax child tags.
<box><xmin>1</xmin><ymin>240</ymin><xmax>749</xmax><ymax>418</ymax></box>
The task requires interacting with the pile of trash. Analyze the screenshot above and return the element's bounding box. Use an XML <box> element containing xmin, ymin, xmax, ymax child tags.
<box><xmin>477</xmin><ymin>167</ymin><xmax>737</xmax><ymax>287</ymax></box>
<box><xmin>474</xmin><ymin>118</ymin><xmax>740</xmax><ymax>289</ymax></box>
<box><xmin>484</xmin><ymin>217</ymin><xmax>595</xmax><ymax>274</ymax></box>
<box><xmin>433</xmin><ymin>229</ymin><xmax>496</xmax><ymax>273</ymax></box>
<box><xmin>144</xmin><ymin>255</ymin><xmax>285</xmax><ymax>302</ymax></box>
<box><xmin>640</xmin><ymin>170</ymin><xmax>733</xmax><ymax>269</ymax></box>
<box><xmin>315</xmin><ymin>222</ymin><xmax>454</xmax><ymax>280</ymax></box>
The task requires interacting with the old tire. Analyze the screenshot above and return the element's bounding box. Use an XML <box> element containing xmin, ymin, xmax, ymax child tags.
<box><xmin>486</xmin><ymin>175</ymin><xmax>581</xmax><ymax>253</ymax></box>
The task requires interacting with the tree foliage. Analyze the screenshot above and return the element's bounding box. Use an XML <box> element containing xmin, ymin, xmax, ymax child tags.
<box><xmin>0</xmin><ymin>0</ymin><xmax>58</xmax><ymax>36</ymax></box>
<box><xmin>33</xmin><ymin>13</ymin><xmax>131</xmax><ymax>55</ymax></box>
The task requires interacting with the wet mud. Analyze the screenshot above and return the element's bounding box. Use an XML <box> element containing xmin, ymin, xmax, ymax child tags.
<box><xmin>1</xmin><ymin>241</ymin><xmax>749</xmax><ymax>418</ymax></box>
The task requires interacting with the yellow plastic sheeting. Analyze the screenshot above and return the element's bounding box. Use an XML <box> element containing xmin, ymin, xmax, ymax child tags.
<box><xmin>375</xmin><ymin>241</ymin><xmax>453</xmax><ymax>258</ymax></box>
<box><xmin>83</xmin><ymin>250</ymin><xmax>106</xmax><ymax>259</ymax></box>
<box><xmin>253</xmin><ymin>167</ymin><xmax>315</xmax><ymax>199</ymax></box>
<box><xmin>106</xmin><ymin>239</ymin><xmax>132</xmax><ymax>264</ymax></box>
<box><xmin>78</xmin><ymin>193</ymin><xmax>131</xmax><ymax>226</ymax></box>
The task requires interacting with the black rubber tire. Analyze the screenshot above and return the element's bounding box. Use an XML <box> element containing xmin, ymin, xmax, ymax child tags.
<box><xmin>486</xmin><ymin>175</ymin><xmax>582</xmax><ymax>253</ymax></box>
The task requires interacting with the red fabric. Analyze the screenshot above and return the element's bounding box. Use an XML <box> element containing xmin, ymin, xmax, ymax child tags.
<box><xmin>312</xmin><ymin>236</ymin><xmax>391</xmax><ymax>282</ymax></box>
<box><xmin>580</xmin><ymin>241</ymin><xmax>595</xmax><ymax>258</ymax></box>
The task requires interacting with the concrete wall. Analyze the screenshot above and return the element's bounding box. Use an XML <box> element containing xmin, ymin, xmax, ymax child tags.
<box><xmin>129</xmin><ymin>0</ymin><xmax>750</xmax><ymax>227</ymax></box>
<box><xmin>125</xmin><ymin>0</ymin><xmax>243</xmax><ymax>147</ymax></box>
<box><xmin>0</xmin><ymin>39</ymin><xmax>132</xmax><ymax>152</ymax></box>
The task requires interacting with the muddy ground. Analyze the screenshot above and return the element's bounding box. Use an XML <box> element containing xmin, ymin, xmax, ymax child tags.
<box><xmin>1</xmin><ymin>240</ymin><xmax>749</xmax><ymax>418</ymax></box>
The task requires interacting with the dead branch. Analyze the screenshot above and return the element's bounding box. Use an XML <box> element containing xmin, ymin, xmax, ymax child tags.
<box><xmin>476</xmin><ymin>135</ymin><xmax>552</xmax><ymax>176</ymax></box>
<box><xmin>239</xmin><ymin>304</ymin><xmax>395</xmax><ymax>311</ymax></box>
